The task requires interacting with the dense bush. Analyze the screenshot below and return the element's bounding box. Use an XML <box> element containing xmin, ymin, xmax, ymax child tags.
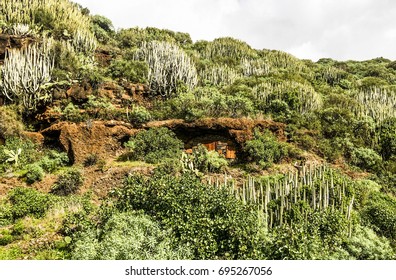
<box><xmin>38</xmin><ymin>150</ymin><xmax>69</xmax><ymax>173</ymax></box>
<box><xmin>0</xmin><ymin>106</ymin><xmax>24</xmax><ymax>140</ymax></box>
<box><xmin>0</xmin><ymin>138</ymin><xmax>38</xmax><ymax>172</ymax></box>
<box><xmin>362</xmin><ymin>192</ymin><xmax>396</xmax><ymax>240</ymax></box>
<box><xmin>244</xmin><ymin>129</ymin><xmax>288</xmax><ymax>168</ymax></box>
<box><xmin>191</xmin><ymin>144</ymin><xmax>228</xmax><ymax>173</ymax></box>
<box><xmin>108</xmin><ymin>59</ymin><xmax>148</xmax><ymax>83</ymax></box>
<box><xmin>350</xmin><ymin>147</ymin><xmax>382</xmax><ymax>172</ymax></box>
<box><xmin>378</xmin><ymin>118</ymin><xmax>396</xmax><ymax>161</ymax></box>
<box><xmin>128</xmin><ymin>105</ymin><xmax>152</xmax><ymax>126</ymax></box>
<box><xmin>8</xmin><ymin>187</ymin><xmax>52</xmax><ymax>219</ymax></box>
<box><xmin>343</xmin><ymin>225</ymin><xmax>395</xmax><ymax>260</ymax></box>
<box><xmin>51</xmin><ymin>168</ymin><xmax>84</xmax><ymax>196</ymax></box>
<box><xmin>112</xmin><ymin>173</ymin><xmax>268</xmax><ymax>259</ymax></box>
<box><xmin>71</xmin><ymin>211</ymin><xmax>191</xmax><ymax>260</ymax></box>
<box><xmin>25</xmin><ymin>163</ymin><xmax>44</xmax><ymax>184</ymax></box>
<box><xmin>124</xmin><ymin>127</ymin><xmax>183</xmax><ymax>164</ymax></box>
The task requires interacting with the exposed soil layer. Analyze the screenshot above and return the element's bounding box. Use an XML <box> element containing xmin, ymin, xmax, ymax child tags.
<box><xmin>39</xmin><ymin>118</ymin><xmax>285</xmax><ymax>164</ymax></box>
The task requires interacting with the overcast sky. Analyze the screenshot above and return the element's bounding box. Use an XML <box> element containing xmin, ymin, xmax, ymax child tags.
<box><xmin>74</xmin><ymin>0</ymin><xmax>396</xmax><ymax>62</ymax></box>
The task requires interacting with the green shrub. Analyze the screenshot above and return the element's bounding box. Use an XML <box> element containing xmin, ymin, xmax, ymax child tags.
<box><xmin>38</xmin><ymin>150</ymin><xmax>69</xmax><ymax>173</ymax></box>
<box><xmin>62</xmin><ymin>103</ymin><xmax>86</xmax><ymax>122</ymax></box>
<box><xmin>25</xmin><ymin>163</ymin><xmax>44</xmax><ymax>184</ymax></box>
<box><xmin>362</xmin><ymin>192</ymin><xmax>396</xmax><ymax>240</ymax></box>
<box><xmin>71</xmin><ymin>211</ymin><xmax>192</xmax><ymax>260</ymax></box>
<box><xmin>378</xmin><ymin>118</ymin><xmax>396</xmax><ymax>161</ymax></box>
<box><xmin>0</xmin><ymin>138</ymin><xmax>38</xmax><ymax>172</ymax></box>
<box><xmin>0</xmin><ymin>106</ymin><xmax>24</xmax><ymax>140</ymax></box>
<box><xmin>0</xmin><ymin>229</ymin><xmax>14</xmax><ymax>246</ymax></box>
<box><xmin>124</xmin><ymin>127</ymin><xmax>183</xmax><ymax>164</ymax></box>
<box><xmin>129</xmin><ymin>105</ymin><xmax>151</xmax><ymax>126</ymax></box>
<box><xmin>343</xmin><ymin>225</ymin><xmax>395</xmax><ymax>260</ymax></box>
<box><xmin>267</xmin><ymin>208</ymin><xmax>350</xmax><ymax>260</ymax></box>
<box><xmin>108</xmin><ymin>59</ymin><xmax>148</xmax><ymax>83</ymax></box>
<box><xmin>0</xmin><ymin>203</ymin><xmax>12</xmax><ymax>226</ymax></box>
<box><xmin>191</xmin><ymin>144</ymin><xmax>228</xmax><ymax>173</ymax></box>
<box><xmin>91</xmin><ymin>15</ymin><xmax>115</xmax><ymax>44</ymax></box>
<box><xmin>8</xmin><ymin>187</ymin><xmax>52</xmax><ymax>219</ymax></box>
<box><xmin>350</xmin><ymin>147</ymin><xmax>382</xmax><ymax>172</ymax></box>
<box><xmin>113</xmin><ymin>173</ymin><xmax>268</xmax><ymax>259</ymax></box>
<box><xmin>51</xmin><ymin>168</ymin><xmax>84</xmax><ymax>196</ymax></box>
<box><xmin>243</xmin><ymin>129</ymin><xmax>288</xmax><ymax>168</ymax></box>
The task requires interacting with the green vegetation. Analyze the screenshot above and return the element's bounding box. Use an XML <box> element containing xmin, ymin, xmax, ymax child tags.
<box><xmin>0</xmin><ymin>0</ymin><xmax>395</xmax><ymax>260</ymax></box>
<box><xmin>123</xmin><ymin>127</ymin><xmax>183</xmax><ymax>164</ymax></box>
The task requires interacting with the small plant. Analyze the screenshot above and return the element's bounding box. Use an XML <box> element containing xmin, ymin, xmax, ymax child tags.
<box><xmin>84</xmin><ymin>154</ymin><xmax>99</xmax><ymax>167</ymax></box>
<box><xmin>3</xmin><ymin>148</ymin><xmax>22</xmax><ymax>166</ymax></box>
<box><xmin>25</xmin><ymin>163</ymin><xmax>44</xmax><ymax>184</ymax></box>
<box><xmin>51</xmin><ymin>168</ymin><xmax>84</xmax><ymax>196</ymax></box>
<box><xmin>129</xmin><ymin>105</ymin><xmax>151</xmax><ymax>126</ymax></box>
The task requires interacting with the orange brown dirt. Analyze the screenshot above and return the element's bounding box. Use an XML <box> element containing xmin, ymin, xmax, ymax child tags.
<box><xmin>41</xmin><ymin>120</ymin><xmax>139</xmax><ymax>164</ymax></box>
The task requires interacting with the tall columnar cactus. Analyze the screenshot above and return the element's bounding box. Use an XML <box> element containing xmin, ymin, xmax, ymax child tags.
<box><xmin>199</xmin><ymin>64</ymin><xmax>241</xmax><ymax>86</ymax></box>
<box><xmin>205</xmin><ymin>164</ymin><xmax>355</xmax><ymax>229</ymax></box>
<box><xmin>201</xmin><ymin>37</ymin><xmax>258</xmax><ymax>62</ymax></box>
<box><xmin>72</xmin><ymin>29</ymin><xmax>97</xmax><ymax>55</ymax></box>
<box><xmin>261</xmin><ymin>49</ymin><xmax>306</xmax><ymax>72</ymax></box>
<box><xmin>353</xmin><ymin>86</ymin><xmax>396</xmax><ymax>124</ymax></box>
<box><xmin>134</xmin><ymin>41</ymin><xmax>198</xmax><ymax>97</ymax></box>
<box><xmin>0</xmin><ymin>0</ymin><xmax>91</xmax><ymax>36</ymax></box>
<box><xmin>252</xmin><ymin>80</ymin><xmax>323</xmax><ymax>114</ymax></box>
<box><xmin>241</xmin><ymin>58</ymin><xmax>271</xmax><ymax>77</ymax></box>
<box><xmin>1</xmin><ymin>40</ymin><xmax>54</xmax><ymax>111</ymax></box>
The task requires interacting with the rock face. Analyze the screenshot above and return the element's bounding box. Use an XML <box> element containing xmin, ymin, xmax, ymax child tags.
<box><xmin>0</xmin><ymin>34</ymin><xmax>35</xmax><ymax>64</ymax></box>
<box><xmin>41</xmin><ymin>121</ymin><xmax>139</xmax><ymax>164</ymax></box>
<box><xmin>146</xmin><ymin>118</ymin><xmax>286</xmax><ymax>145</ymax></box>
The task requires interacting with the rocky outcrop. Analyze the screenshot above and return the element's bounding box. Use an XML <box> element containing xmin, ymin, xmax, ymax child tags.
<box><xmin>146</xmin><ymin>118</ymin><xmax>286</xmax><ymax>145</ymax></box>
<box><xmin>0</xmin><ymin>34</ymin><xmax>35</xmax><ymax>63</ymax></box>
<box><xmin>39</xmin><ymin>118</ymin><xmax>285</xmax><ymax>164</ymax></box>
<box><xmin>41</xmin><ymin>120</ymin><xmax>139</xmax><ymax>164</ymax></box>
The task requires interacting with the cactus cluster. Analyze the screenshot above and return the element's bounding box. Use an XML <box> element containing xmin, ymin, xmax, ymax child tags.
<box><xmin>205</xmin><ymin>165</ymin><xmax>355</xmax><ymax>228</ymax></box>
<box><xmin>201</xmin><ymin>37</ymin><xmax>258</xmax><ymax>62</ymax></box>
<box><xmin>252</xmin><ymin>80</ymin><xmax>323</xmax><ymax>114</ymax></box>
<box><xmin>134</xmin><ymin>41</ymin><xmax>198</xmax><ymax>97</ymax></box>
<box><xmin>261</xmin><ymin>49</ymin><xmax>307</xmax><ymax>72</ymax></box>
<box><xmin>353</xmin><ymin>86</ymin><xmax>396</xmax><ymax>124</ymax></box>
<box><xmin>1</xmin><ymin>40</ymin><xmax>54</xmax><ymax>110</ymax></box>
<box><xmin>0</xmin><ymin>0</ymin><xmax>91</xmax><ymax>36</ymax></box>
<box><xmin>241</xmin><ymin>58</ymin><xmax>271</xmax><ymax>77</ymax></box>
<box><xmin>199</xmin><ymin>64</ymin><xmax>241</xmax><ymax>86</ymax></box>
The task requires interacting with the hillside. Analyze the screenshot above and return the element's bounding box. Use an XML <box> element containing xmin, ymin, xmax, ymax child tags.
<box><xmin>0</xmin><ymin>0</ymin><xmax>395</xmax><ymax>260</ymax></box>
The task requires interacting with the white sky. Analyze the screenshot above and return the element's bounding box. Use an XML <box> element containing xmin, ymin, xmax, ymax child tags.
<box><xmin>74</xmin><ymin>0</ymin><xmax>396</xmax><ymax>62</ymax></box>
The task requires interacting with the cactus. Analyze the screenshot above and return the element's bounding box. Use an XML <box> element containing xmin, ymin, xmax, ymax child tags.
<box><xmin>199</xmin><ymin>64</ymin><xmax>241</xmax><ymax>86</ymax></box>
<box><xmin>0</xmin><ymin>0</ymin><xmax>92</xmax><ymax>39</ymax></box>
<box><xmin>1</xmin><ymin>39</ymin><xmax>54</xmax><ymax>111</ymax></box>
<box><xmin>241</xmin><ymin>58</ymin><xmax>271</xmax><ymax>77</ymax></box>
<box><xmin>134</xmin><ymin>41</ymin><xmax>198</xmax><ymax>97</ymax></box>
<box><xmin>352</xmin><ymin>86</ymin><xmax>396</xmax><ymax>125</ymax></box>
<box><xmin>252</xmin><ymin>80</ymin><xmax>323</xmax><ymax>114</ymax></box>
<box><xmin>205</xmin><ymin>164</ymin><xmax>355</xmax><ymax>228</ymax></box>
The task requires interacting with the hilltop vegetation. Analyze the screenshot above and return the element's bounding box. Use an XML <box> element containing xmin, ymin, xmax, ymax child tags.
<box><xmin>0</xmin><ymin>0</ymin><xmax>395</xmax><ymax>260</ymax></box>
